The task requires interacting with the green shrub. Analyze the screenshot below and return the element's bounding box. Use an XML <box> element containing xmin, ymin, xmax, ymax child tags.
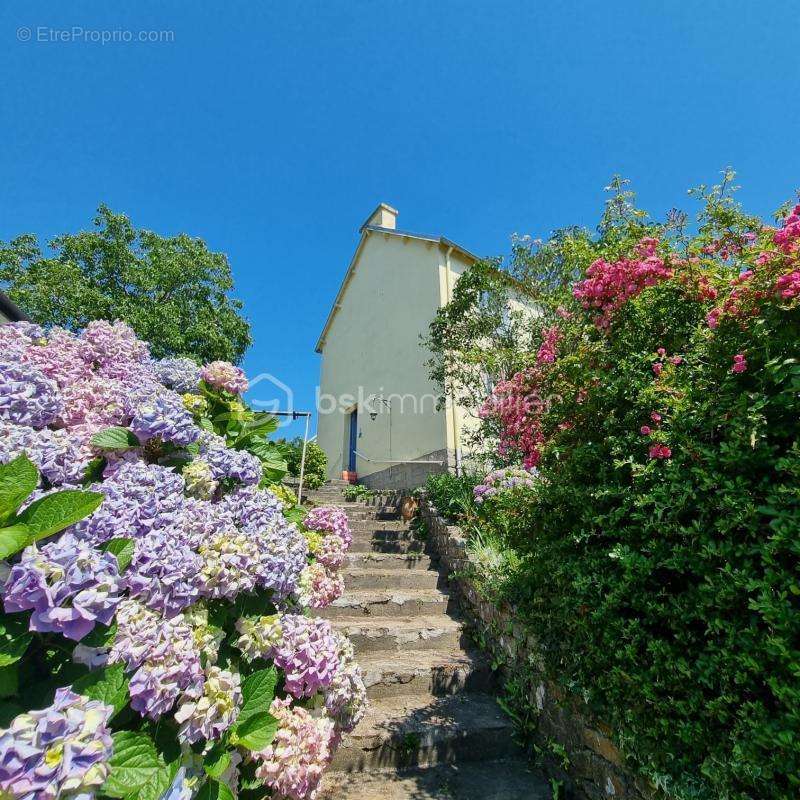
<box><xmin>432</xmin><ymin>176</ymin><xmax>800</xmax><ymax>799</ymax></box>
<box><xmin>279</xmin><ymin>439</ymin><xmax>328</xmax><ymax>489</ymax></box>
<box><xmin>341</xmin><ymin>484</ymin><xmax>373</xmax><ymax>502</ymax></box>
<box><xmin>423</xmin><ymin>472</ymin><xmax>480</xmax><ymax>523</ymax></box>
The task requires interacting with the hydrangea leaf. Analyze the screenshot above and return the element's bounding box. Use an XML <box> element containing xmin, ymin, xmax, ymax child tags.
<box><xmin>130</xmin><ymin>759</ymin><xmax>179</xmax><ymax>800</ymax></box>
<box><xmin>71</xmin><ymin>662</ymin><xmax>129</xmax><ymax>715</ymax></box>
<box><xmin>82</xmin><ymin>457</ymin><xmax>106</xmax><ymax>485</ymax></box>
<box><xmin>91</xmin><ymin>426</ymin><xmax>142</xmax><ymax>450</ymax></box>
<box><xmin>0</xmin><ymin>615</ymin><xmax>32</xmax><ymax>667</ymax></box>
<box><xmin>203</xmin><ymin>741</ymin><xmax>231</xmax><ymax>779</ymax></box>
<box><xmin>102</xmin><ymin>730</ymin><xmax>171</xmax><ymax>798</ymax></box>
<box><xmin>0</xmin><ymin>523</ymin><xmax>33</xmax><ymax>559</ymax></box>
<box><xmin>102</xmin><ymin>537</ymin><xmax>135</xmax><ymax>572</ymax></box>
<box><xmin>14</xmin><ymin>489</ymin><xmax>104</xmax><ymax>541</ymax></box>
<box><xmin>81</xmin><ymin>621</ymin><xmax>117</xmax><ymax>649</ymax></box>
<box><xmin>238</xmin><ymin>666</ymin><xmax>277</xmax><ymax>726</ymax></box>
<box><xmin>0</xmin><ymin>664</ymin><xmax>19</xmax><ymax>698</ymax></box>
<box><xmin>0</xmin><ymin>454</ymin><xmax>38</xmax><ymax>525</ymax></box>
<box><xmin>231</xmin><ymin>710</ymin><xmax>278</xmax><ymax>751</ymax></box>
<box><xmin>197</xmin><ymin>778</ymin><xmax>235</xmax><ymax>800</ymax></box>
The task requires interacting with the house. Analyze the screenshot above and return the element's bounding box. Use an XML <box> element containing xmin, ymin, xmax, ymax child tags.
<box><xmin>0</xmin><ymin>292</ymin><xmax>29</xmax><ymax>324</ymax></box>
<box><xmin>315</xmin><ymin>203</ymin><xmax>480</xmax><ymax>489</ymax></box>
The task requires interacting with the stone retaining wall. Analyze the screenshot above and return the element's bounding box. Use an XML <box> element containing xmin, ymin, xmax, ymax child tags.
<box><xmin>421</xmin><ymin>499</ymin><xmax>658</xmax><ymax>800</ymax></box>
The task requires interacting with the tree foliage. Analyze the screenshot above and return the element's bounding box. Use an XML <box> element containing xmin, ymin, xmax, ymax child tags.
<box><xmin>0</xmin><ymin>205</ymin><xmax>251</xmax><ymax>364</ymax></box>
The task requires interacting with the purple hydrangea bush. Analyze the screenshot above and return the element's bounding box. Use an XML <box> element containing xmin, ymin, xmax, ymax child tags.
<box><xmin>0</xmin><ymin>320</ymin><xmax>364</xmax><ymax>800</ymax></box>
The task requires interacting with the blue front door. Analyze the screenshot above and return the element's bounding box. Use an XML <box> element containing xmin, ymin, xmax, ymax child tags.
<box><xmin>348</xmin><ymin>409</ymin><xmax>358</xmax><ymax>472</ymax></box>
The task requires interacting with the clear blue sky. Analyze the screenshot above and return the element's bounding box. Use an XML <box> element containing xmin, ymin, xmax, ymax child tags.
<box><xmin>1</xmin><ymin>1</ymin><xmax>798</xmax><ymax>438</ymax></box>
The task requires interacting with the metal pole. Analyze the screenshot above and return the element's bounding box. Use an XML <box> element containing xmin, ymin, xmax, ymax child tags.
<box><xmin>296</xmin><ymin>413</ymin><xmax>311</xmax><ymax>505</ymax></box>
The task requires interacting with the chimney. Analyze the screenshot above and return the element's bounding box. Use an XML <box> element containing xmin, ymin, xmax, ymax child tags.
<box><xmin>362</xmin><ymin>202</ymin><xmax>398</xmax><ymax>231</ymax></box>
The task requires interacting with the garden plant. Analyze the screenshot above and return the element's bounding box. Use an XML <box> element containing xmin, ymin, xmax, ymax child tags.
<box><xmin>0</xmin><ymin>320</ymin><xmax>366</xmax><ymax>800</ymax></box>
<box><xmin>427</xmin><ymin>174</ymin><xmax>800</xmax><ymax>799</ymax></box>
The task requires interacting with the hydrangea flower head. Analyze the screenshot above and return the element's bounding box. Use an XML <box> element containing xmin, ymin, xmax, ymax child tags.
<box><xmin>200</xmin><ymin>361</ymin><xmax>248</xmax><ymax>394</ymax></box>
<box><xmin>3</xmin><ymin>534</ymin><xmax>122</xmax><ymax>641</ymax></box>
<box><xmin>0</xmin><ymin>361</ymin><xmax>63</xmax><ymax>429</ymax></box>
<box><xmin>303</xmin><ymin>506</ymin><xmax>352</xmax><ymax>548</ymax></box>
<box><xmin>236</xmin><ymin>614</ymin><xmax>338</xmax><ymax>698</ymax></box>
<box><xmin>324</xmin><ymin>633</ymin><xmax>367</xmax><ymax>733</ymax></box>
<box><xmin>153</xmin><ymin>357</ymin><xmax>202</xmax><ymax>394</ymax></box>
<box><xmin>174</xmin><ymin>667</ymin><xmax>242</xmax><ymax>743</ymax></box>
<box><xmin>253</xmin><ymin>696</ymin><xmax>334</xmax><ymax>800</ymax></box>
<box><xmin>129</xmin><ymin>392</ymin><xmax>201</xmax><ymax>446</ymax></box>
<box><xmin>182</xmin><ymin>459</ymin><xmax>219</xmax><ymax>500</ymax></box>
<box><xmin>298</xmin><ymin>562</ymin><xmax>344</xmax><ymax>609</ymax></box>
<box><xmin>0</xmin><ymin>688</ymin><xmax>114</xmax><ymax>800</ymax></box>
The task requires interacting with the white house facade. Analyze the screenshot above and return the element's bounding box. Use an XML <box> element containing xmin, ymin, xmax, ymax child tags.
<box><xmin>315</xmin><ymin>204</ymin><xmax>478</xmax><ymax>489</ymax></box>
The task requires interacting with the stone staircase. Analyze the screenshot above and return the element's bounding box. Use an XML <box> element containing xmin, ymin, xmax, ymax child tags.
<box><xmin>309</xmin><ymin>482</ymin><xmax>549</xmax><ymax>800</ymax></box>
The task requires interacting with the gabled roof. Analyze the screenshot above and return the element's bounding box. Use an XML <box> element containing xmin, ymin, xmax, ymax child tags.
<box><xmin>314</xmin><ymin>225</ymin><xmax>479</xmax><ymax>354</ymax></box>
<box><xmin>0</xmin><ymin>292</ymin><xmax>29</xmax><ymax>322</ymax></box>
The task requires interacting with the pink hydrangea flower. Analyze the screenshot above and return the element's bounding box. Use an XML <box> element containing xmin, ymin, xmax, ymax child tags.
<box><xmin>640</xmin><ymin>426</ymin><xmax>651</xmax><ymax>436</ymax></box>
<box><xmin>200</xmin><ymin>361</ymin><xmax>249</xmax><ymax>394</ymax></box>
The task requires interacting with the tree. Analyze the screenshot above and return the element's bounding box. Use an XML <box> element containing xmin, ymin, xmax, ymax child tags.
<box><xmin>0</xmin><ymin>205</ymin><xmax>251</xmax><ymax>363</ymax></box>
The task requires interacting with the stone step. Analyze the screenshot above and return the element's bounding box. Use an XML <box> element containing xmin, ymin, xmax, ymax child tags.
<box><xmin>344</xmin><ymin>552</ymin><xmax>432</xmax><ymax>571</ymax></box>
<box><xmin>342</xmin><ymin>567</ymin><xmax>442</xmax><ymax>591</ymax></box>
<box><xmin>350</xmin><ymin>520</ymin><xmax>410</xmax><ymax>532</ymax></box>
<box><xmin>329</xmin><ymin>615</ymin><xmax>464</xmax><ymax>654</ymax></box>
<box><xmin>358</xmin><ymin>647</ymin><xmax>495</xmax><ymax>700</ymax></box>
<box><xmin>351</xmin><ymin>529</ymin><xmax>421</xmax><ymax>544</ymax></box>
<box><xmin>316</xmin><ymin>588</ymin><xmax>452</xmax><ymax>620</ymax></box>
<box><xmin>349</xmin><ymin>537</ymin><xmax>427</xmax><ymax>554</ymax></box>
<box><xmin>330</xmin><ymin>693</ymin><xmax>521</xmax><ymax>771</ymax></box>
<box><xmin>319</xmin><ymin>759</ymin><xmax>550</xmax><ymax>799</ymax></box>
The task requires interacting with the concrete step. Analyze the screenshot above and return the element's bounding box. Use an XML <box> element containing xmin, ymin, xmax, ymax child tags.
<box><xmin>342</xmin><ymin>567</ymin><xmax>442</xmax><ymax>591</ymax></box>
<box><xmin>316</xmin><ymin>588</ymin><xmax>452</xmax><ymax>620</ymax></box>
<box><xmin>344</xmin><ymin>552</ymin><xmax>432</xmax><ymax>571</ymax></box>
<box><xmin>358</xmin><ymin>647</ymin><xmax>495</xmax><ymax>700</ymax></box>
<box><xmin>329</xmin><ymin>615</ymin><xmax>464</xmax><ymax>654</ymax></box>
<box><xmin>330</xmin><ymin>693</ymin><xmax>521</xmax><ymax>771</ymax></box>
<box><xmin>349</xmin><ymin>537</ymin><xmax>427</xmax><ymax>554</ymax></box>
<box><xmin>319</xmin><ymin>759</ymin><xmax>550</xmax><ymax>799</ymax></box>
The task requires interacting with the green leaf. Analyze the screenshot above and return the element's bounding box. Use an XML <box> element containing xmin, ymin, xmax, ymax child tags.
<box><xmin>131</xmin><ymin>760</ymin><xmax>179</xmax><ymax>800</ymax></box>
<box><xmin>0</xmin><ymin>700</ymin><xmax>24</xmax><ymax>727</ymax></box>
<box><xmin>238</xmin><ymin>667</ymin><xmax>277</xmax><ymax>726</ymax></box>
<box><xmin>13</xmin><ymin>489</ymin><xmax>103</xmax><ymax>541</ymax></box>
<box><xmin>245</xmin><ymin>440</ymin><xmax>288</xmax><ymax>482</ymax></box>
<box><xmin>196</xmin><ymin>778</ymin><xmax>235</xmax><ymax>800</ymax></box>
<box><xmin>102</xmin><ymin>538</ymin><xmax>135</xmax><ymax>572</ymax></box>
<box><xmin>0</xmin><ymin>523</ymin><xmax>32</xmax><ymax>559</ymax></box>
<box><xmin>82</xmin><ymin>457</ymin><xmax>106</xmax><ymax>485</ymax></box>
<box><xmin>204</xmin><ymin>741</ymin><xmax>232</xmax><ymax>779</ymax></box>
<box><xmin>81</xmin><ymin>621</ymin><xmax>117</xmax><ymax>649</ymax></box>
<box><xmin>91</xmin><ymin>427</ymin><xmax>141</xmax><ymax>451</ymax></box>
<box><xmin>71</xmin><ymin>662</ymin><xmax>129</xmax><ymax>715</ymax></box>
<box><xmin>231</xmin><ymin>711</ymin><xmax>278</xmax><ymax>751</ymax></box>
<box><xmin>0</xmin><ymin>615</ymin><xmax>32</xmax><ymax>667</ymax></box>
<box><xmin>102</xmin><ymin>731</ymin><xmax>172</xmax><ymax>798</ymax></box>
<box><xmin>0</xmin><ymin>664</ymin><xmax>19</xmax><ymax>698</ymax></box>
<box><xmin>0</xmin><ymin>454</ymin><xmax>39</xmax><ymax>524</ymax></box>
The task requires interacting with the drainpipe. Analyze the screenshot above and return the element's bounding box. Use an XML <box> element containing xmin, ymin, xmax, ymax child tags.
<box><xmin>443</xmin><ymin>246</ymin><xmax>461</xmax><ymax>475</ymax></box>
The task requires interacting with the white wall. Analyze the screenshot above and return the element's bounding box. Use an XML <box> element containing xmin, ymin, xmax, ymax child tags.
<box><xmin>317</xmin><ymin>231</ymin><xmax>452</xmax><ymax>479</ymax></box>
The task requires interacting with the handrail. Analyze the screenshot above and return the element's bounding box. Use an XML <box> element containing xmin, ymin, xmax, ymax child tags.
<box><xmin>353</xmin><ymin>449</ymin><xmax>444</xmax><ymax>466</ymax></box>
